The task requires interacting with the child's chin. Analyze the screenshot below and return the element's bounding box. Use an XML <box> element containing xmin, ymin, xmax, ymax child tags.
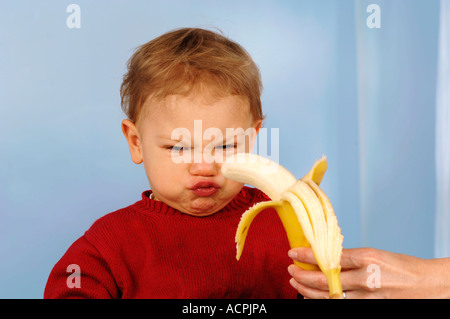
<box><xmin>185</xmin><ymin>197</ymin><xmax>226</xmax><ymax>216</ymax></box>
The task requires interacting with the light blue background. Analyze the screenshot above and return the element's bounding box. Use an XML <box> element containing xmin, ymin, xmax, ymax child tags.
<box><xmin>0</xmin><ymin>0</ymin><xmax>442</xmax><ymax>298</ymax></box>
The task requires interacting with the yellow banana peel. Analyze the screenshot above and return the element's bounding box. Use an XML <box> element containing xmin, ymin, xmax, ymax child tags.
<box><xmin>221</xmin><ymin>153</ymin><xmax>344</xmax><ymax>299</ymax></box>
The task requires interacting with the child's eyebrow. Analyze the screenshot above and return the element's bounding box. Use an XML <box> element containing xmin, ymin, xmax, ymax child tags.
<box><xmin>157</xmin><ymin>135</ymin><xmax>178</xmax><ymax>141</ymax></box>
<box><xmin>222</xmin><ymin>135</ymin><xmax>235</xmax><ymax>143</ymax></box>
<box><xmin>157</xmin><ymin>131</ymin><xmax>244</xmax><ymax>144</ymax></box>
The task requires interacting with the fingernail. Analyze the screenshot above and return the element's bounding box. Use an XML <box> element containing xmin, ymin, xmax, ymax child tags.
<box><xmin>287</xmin><ymin>265</ymin><xmax>294</xmax><ymax>276</ymax></box>
<box><xmin>289</xmin><ymin>278</ymin><xmax>298</xmax><ymax>289</ymax></box>
<box><xmin>288</xmin><ymin>250</ymin><xmax>297</xmax><ymax>259</ymax></box>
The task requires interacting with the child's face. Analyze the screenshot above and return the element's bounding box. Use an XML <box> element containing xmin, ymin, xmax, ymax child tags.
<box><xmin>122</xmin><ymin>89</ymin><xmax>261</xmax><ymax>216</ymax></box>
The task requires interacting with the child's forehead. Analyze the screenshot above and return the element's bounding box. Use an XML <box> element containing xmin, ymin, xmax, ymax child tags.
<box><xmin>145</xmin><ymin>90</ymin><xmax>251</xmax><ymax>119</ymax></box>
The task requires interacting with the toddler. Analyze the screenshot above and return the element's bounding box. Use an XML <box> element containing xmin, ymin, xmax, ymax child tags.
<box><xmin>44</xmin><ymin>28</ymin><xmax>297</xmax><ymax>299</ymax></box>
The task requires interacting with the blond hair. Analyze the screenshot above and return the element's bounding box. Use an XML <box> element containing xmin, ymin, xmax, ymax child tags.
<box><xmin>120</xmin><ymin>28</ymin><xmax>264</xmax><ymax>125</ymax></box>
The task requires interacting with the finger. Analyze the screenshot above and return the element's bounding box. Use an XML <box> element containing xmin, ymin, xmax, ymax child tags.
<box><xmin>288</xmin><ymin>247</ymin><xmax>318</xmax><ymax>265</ymax></box>
<box><xmin>288</xmin><ymin>264</ymin><xmax>371</xmax><ymax>299</ymax></box>
<box><xmin>288</xmin><ymin>267</ymin><xmax>365</xmax><ymax>299</ymax></box>
<box><xmin>288</xmin><ymin>264</ymin><xmax>329</xmax><ymax>291</ymax></box>
<box><xmin>340</xmin><ymin>247</ymin><xmax>378</xmax><ymax>269</ymax></box>
<box><xmin>289</xmin><ymin>248</ymin><xmax>379</xmax><ymax>296</ymax></box>
<box><xmin>288</xmin><ymin>260</ymin><xmax>367</xmax><ymax>296</ymax></box>
<box><xmin>289</xmin><ymin>278</ymin><xmax>330</xmax><ymax>299</ymax></box>
<box><xmin>341</xmin><ymin>290</ymin><xmax>372</xmax><ymax>299</ymax></box>
<box><xmin>290</xmin><ymin>247</ymin><xmax>378</xmax><ymax>269</ymax></box>
<box><xmin>339</xmin><ymin>268</ymin><xmax>370</xmax><ymax>291</ymax></box>
<box><xmin>339</xmin><ymin>248</ymin><xmax>362</xmax><ymax>269</ymax></box>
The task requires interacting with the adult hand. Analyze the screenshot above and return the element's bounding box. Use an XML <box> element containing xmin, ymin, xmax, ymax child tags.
<box><xmin>287</xmin><ymin>247</ymin><xmax>450</xmax><ymax>299</ymax></box>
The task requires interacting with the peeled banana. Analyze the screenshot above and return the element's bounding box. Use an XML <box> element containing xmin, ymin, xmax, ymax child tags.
<box><xmin>221</xmin><ymin>153</ymin><xmax>344</xmax><ymax>299</ymax></box>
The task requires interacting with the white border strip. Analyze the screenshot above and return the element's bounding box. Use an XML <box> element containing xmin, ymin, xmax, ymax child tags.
<box><xmin>435</xmin><ymin>0</ymin><xmax>450</xmax><ymax>258</ymax></box>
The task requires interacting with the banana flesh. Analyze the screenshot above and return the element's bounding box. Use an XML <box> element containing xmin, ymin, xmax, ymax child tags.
<box><xmin>221</xmin><ymin>153</ymin><xmax>344</xmax><ymax>299</ymax></box>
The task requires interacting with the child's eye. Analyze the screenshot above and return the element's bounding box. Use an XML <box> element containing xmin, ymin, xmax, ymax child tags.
<box><xmin>167</xmin><ymin>145</ymin><xmax>188</xmax><ymax>152</ymax></box>
<box><xmin>217</xmin><ymin>144</ymin><xmax>237</xmax><ymax>150</ymax></box>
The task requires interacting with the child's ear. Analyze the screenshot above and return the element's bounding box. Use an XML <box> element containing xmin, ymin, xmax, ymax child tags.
<box><xmin>249</xmin><ymin>119</ymin><xmax>263</xmax><ymax>152</ymax></box>
<box><xmin>253</xmin><ymin>119</ymin><xmax>262</xmax><ymax>133</ymax></box>
<box><xmin>121</xmin><ymin>119</ymin><xmax>143</xmax><ymax>164</ymax></box>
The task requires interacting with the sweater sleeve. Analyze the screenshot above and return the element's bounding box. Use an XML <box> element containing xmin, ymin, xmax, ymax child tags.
<box><xmin>44</xmin><ymin>236</ymin><xmax>121</xmax><ymax>299</ymax></box>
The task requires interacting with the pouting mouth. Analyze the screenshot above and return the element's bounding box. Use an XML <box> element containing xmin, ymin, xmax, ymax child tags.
<box><xmin>190</xmin><ymin>181</ymin><xmax>220</xmax><ymax>190</ymax></box>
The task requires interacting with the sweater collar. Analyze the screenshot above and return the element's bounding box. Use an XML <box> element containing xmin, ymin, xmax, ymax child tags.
<box><xmin>138</xmin><ymin>186</ymin><xmax>263</xmax><ymax>217</ymax></box>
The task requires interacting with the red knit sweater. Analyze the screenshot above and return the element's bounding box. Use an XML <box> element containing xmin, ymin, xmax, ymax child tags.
<box><xmin>44</xmin><ymin>187</ymin><xmax>297</xmax><ymax>299</ymax></box>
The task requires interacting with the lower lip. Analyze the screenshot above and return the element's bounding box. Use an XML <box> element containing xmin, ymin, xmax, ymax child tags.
<box><xmin>192</xmin><ymin>186</ymin><xmax>219</xmax><ymax>197</ymax></box>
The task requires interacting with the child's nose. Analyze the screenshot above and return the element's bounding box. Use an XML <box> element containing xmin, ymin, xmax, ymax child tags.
<box><xmin>188</xmin><ymin>159</ymin><xmax>219</xmax><ymax>176</ymax></box>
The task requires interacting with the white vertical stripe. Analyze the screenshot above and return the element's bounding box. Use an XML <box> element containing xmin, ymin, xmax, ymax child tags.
<box><xmin>354</xmin><ymin>0</ymin><xmax>371</xmax><ymax>247</ymax></box>
<box><xmin>435</xmin><ymin>0</ymin><xmax>450</xmax><ymax>258</ymax></box>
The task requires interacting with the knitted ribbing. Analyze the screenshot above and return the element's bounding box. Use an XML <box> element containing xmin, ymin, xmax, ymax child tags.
<box><xmin>44</xmin><ymin>187</ymin><xmax>297</xmax><ymax>299</ymax></box>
